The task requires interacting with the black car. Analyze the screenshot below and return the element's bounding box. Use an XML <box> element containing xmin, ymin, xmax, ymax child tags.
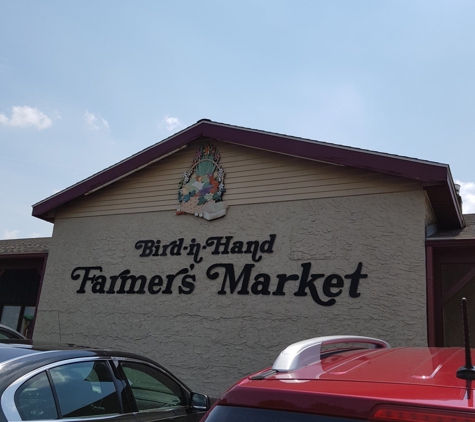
<box><xmin>0</xmin><ymin>340</ymin><xmax>210</xmax><ymax>422</ymax></box>
<box><xmin>0</xmin><ymin>324</ymin><xmax>26</xmax><ymax>340</ymax></box>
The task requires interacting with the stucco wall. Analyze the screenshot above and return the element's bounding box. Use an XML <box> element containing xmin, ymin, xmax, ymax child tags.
<box><xmin>35</xmin><ymin>191</ymin><xmax>427</xmax><ymax>396</ymax></box>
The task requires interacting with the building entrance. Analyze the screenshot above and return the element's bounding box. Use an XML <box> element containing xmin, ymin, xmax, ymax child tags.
<box><xmin>0</xmin><ymin>269</ymin><xmax>40</xmax><ymax>337</ymax></box>
<box><xmin>429</xmin><ymin>243</ymin><xmax>475</xmax><ymax>346</ymax></box>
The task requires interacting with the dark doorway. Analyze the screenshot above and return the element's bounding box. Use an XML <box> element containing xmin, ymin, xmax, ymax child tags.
<box><xmin>0</xmin><ymin>269</ymin><xmax>41</xmax><ymax>337</ymax></box>
<box><xmin>428</xmin><ymin>243</ymin><xmax>475</xmax><ymax>347</ymax></box>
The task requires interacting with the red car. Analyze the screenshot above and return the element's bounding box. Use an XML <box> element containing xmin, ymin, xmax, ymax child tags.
<box><xmin>201</xmin><ymin>335</ymin><xmax>475</xmax><ymax>422</ymax></box>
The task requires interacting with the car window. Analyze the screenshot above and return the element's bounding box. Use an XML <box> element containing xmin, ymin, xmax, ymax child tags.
<box><xmin>119</xmin><ymin>361</ymin><xmax>185</xmax><ymax>412</ymax></box>
<box><xmin>0</xmin><ymin>326</ymin><xmax>23</xmax><ymax>339</ymax></box>
<box><xmin>15</xmin><ymin>371</ymin><xmax>58</xmax><ymax>421</ymax></box>
<box><xmin>49</xmin><ymin>360</ymin><xmax>121</xmax><ymax>418</ymax></box>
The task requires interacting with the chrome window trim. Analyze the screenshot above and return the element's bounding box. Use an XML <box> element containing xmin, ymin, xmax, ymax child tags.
<box><xmin>0</xmin><ymin>350</ymin><xmax>64</xmax><ymax>372</ymax></box>
<box><xmin>1</xmin><ymin>356</ymin><xmax>116</xmax><ymax>422</ymax></box>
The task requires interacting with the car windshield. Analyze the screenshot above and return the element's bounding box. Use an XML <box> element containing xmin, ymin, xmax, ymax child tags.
<box><xmin>205</xmin><ymin>406</ymin><xmax>361</xmax><ymax>422</ymax></box>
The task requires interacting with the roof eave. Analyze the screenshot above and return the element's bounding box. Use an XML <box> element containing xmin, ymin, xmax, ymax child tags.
<box><xmin>32</xmin><ymin>122</ymin><xmax>205</xmax><ymax>220</ymax></box>
<box><xmin>32</xmin><ymin>120</ymin><xmax>464</xmax><ymax>229</ymax></box>
<box><xmin>423</xmin><ymin>171</ymin><xmax>465</xmax><ymax>229</ymax></box>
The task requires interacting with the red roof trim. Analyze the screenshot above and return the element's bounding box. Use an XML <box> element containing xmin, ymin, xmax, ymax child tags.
<box><xmin>32</xmin><ymin>119</ymin><xmax>464</xmax><ymax>228</ymax></box>
<box><xmin>32</xmin><ymin>122</ymin><xmax>204</xmax><ymax>218</ymax></box>
<box><xmin>201</xmin><ymin>122</ymin><xmax>449</xmax><ymax>182</ymax></box>
<box><xmin>0</xmin><ymin>253</ymin><xmax>48</xmax><ymax>260</ymax></box>
<box><xmin>426</xmin><ymin>238</ymin><xmax>475</xmax><ymax>247</ymax></box>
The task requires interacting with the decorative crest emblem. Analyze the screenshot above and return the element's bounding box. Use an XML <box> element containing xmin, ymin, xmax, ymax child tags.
<box><xmin>177</xmin><ymin>144</ymin><xmax>228</xmax><ymax>220</ymax></box>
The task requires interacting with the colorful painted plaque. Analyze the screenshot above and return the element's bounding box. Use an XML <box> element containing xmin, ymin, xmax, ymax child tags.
<box><xmin>177</xmin><ymin>144</ymin><xmax>228</xmax><ymax>220</ymax></box>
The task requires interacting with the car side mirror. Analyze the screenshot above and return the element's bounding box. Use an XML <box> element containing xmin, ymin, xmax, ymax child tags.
<box><xmin>191</xmin><ymin>392</ymin><xmax>210</xmax><ymax>410</ymax></box>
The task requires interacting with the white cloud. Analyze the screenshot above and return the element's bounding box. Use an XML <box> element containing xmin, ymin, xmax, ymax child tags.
<box><xmin>0</xmin><ymin>106</ymin><xmax>52</xmax><ymax>130</ymax></box>
<box><xmin>84</xmin><ymin>110</ymin><xmax>110</xmax><ymax>131</ymax></box>
<box><xmin>455</xmin><ymin>180</ymin><xmax>475</xmax><ymax>214</ymax></box>
<box><xmin>163</xmin><ymin>115</ymin><xmax>182</xmax><ymax>132</ymax></box>
<box><xmin>2</xmin><ymin>229</ymin><xmax>20</xmax><ymax>240</ymax></box>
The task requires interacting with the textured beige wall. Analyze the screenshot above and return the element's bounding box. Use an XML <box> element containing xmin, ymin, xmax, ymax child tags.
<box><xmin>35</xmin><ymin>191</ymin><xmax>427</xmax><ymax>396</ymax></box>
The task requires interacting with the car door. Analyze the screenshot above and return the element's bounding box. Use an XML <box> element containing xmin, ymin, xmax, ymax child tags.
<box><xmin>117</xmin><ymin>360</ymin><xmax>203</xmax><ymax>422</ymax></box>
<box><xmin>9</xmin><ymin>358</ymin><xmax>136</xmax><ymax>422</ymax></box>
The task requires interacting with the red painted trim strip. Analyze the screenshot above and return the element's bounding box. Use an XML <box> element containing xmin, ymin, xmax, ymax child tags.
<box><xmin>426</xmin><ymin>245</ymin><xmax>435</xmax><ymax>346</ymax></box>
<box><xmin>426</xmin><ymin>239</ymin><xmax>475</xmax><ymax>248</ymax></box>
<box><xmin>28</xmin><ymin>255</ymin><xmax>48</xmax><ymax>339</ymax></box>
<box><xmin>202</xmin><ymin>123</ymin><xmax>449</xmax><ymax>182</ymax></box>
<box><xmin>0</xmin><ymin>253</ymin><xmax>49</xmax><ymax>260</ymax></box>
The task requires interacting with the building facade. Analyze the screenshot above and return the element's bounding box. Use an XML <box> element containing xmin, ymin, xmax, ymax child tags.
<box><xmin>1</xmin><ymin>120</ymin><xmax>470</xmax><ymax>396</ymax></box>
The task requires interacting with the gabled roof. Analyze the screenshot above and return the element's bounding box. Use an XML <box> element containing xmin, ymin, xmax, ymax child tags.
<box><xmin>32</xmin><ymin>119</ymin><xmax>464</xmax><ymax>229</ymax></box>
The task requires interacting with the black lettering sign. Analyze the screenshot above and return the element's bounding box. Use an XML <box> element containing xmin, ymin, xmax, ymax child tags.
<box><xmin>207</xmin><ymin>263</ymin><xmax>254</xmax><ymax>295</ymax></box>
<box><xmin>72</xmin><ymin>235</ymin><xmax>365</xmax><ymax>306</ymax></box>
<box><xmin>73</xmin><ymin>265</ymin><xmax>196</xmax><ymax>296</ymax></box>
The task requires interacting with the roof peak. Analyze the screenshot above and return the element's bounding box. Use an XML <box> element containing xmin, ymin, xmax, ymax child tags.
<box><xmin>31</xmin><ymin>119</ymin><xmax>464</xmax><ymax>229</ymax></box>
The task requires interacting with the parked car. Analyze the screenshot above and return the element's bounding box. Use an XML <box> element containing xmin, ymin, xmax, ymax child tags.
<box><xmin>0</xmin><ymin>324</ymin><xmax>25</xmax><ymax>340</ymax></box>
<box><xmin>201</xmin><ymin>334</ymin><xmax>475</xmax><ymax>421</ymax></box>
<box><xmin>0</xmin><ymin>339</ymin><xmax>210</xmax><ymax>422</ymax></box>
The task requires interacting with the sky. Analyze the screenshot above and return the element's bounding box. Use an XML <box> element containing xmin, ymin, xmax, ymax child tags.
<box><xmin>1</xmin><ymin>0</ymin><xmax>475</xmax><ymax>240</ymax></box>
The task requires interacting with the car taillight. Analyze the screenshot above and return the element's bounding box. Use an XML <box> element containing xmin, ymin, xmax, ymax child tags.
<box><xmin>370</xmin><ymin>406</ymin><xmax>475</xmax><ymax>422</ymax></box>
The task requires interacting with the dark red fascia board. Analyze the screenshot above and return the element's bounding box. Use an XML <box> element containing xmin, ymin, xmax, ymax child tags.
<box><xmin>32</xmin><ymin>123</ymin><xmax>204</xmax><ymax>219</ymax></box>
<box><xmin>0</xmin><ymin>253</ymin><xmax>48</xmax><ymax>259</ymax></box>
<box><xmin>32</xmin><ymin>120</ymin><xmax>462</xmax><ymax>227</ymax></box>
<box><xmin>201</xmin><ymin>123</ymin><xmax>449</xmax><ymax>182</ymax></box>
<box><xmin>426</xmin><ymin>238</ymin><xmax>475</xmax><ymax>248</ymax></box>
<box><xmin>204</xmin><ymin>123</ymin><xmax>463</xmax><ymax>229</ymax></box>
<box><xmin>0</xmin><ymin>254</ymin><xmax>48</xmax><ymax>269</ymax></box>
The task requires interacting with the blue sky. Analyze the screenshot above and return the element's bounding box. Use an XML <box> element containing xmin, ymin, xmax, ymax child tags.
<box><xmin>1</xmin><ymin>0</ymin><xmax>475</xmax><ymax>239</ymax></box>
